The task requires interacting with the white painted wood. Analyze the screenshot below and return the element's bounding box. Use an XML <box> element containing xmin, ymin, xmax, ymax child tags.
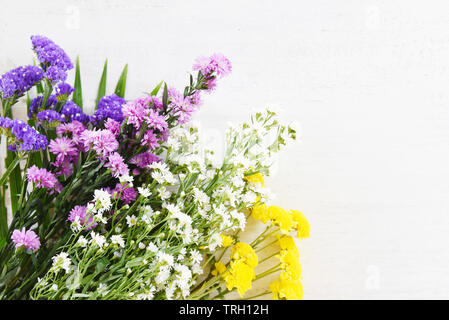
<box><xmin>1</xmin><ymin>0</ymin><xmax>449</xmax><ymax>299</ymax></box>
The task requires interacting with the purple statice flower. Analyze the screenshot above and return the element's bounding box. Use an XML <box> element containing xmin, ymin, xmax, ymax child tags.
<box><xmin>55</xmin><ymin>82</ymin><xmax>75</xmax><ymax>97</ymax></box>
<box><xmin>60</xmin><ymin>101</ymin><xmax>89</xmax><ymax>123</ymax></box>
<box><xmin>49</xmin><ymin>137</ymin><xmax>78</xmax><ymax>165</ymax></box>
<box><xmin>26</xmin><ymin>165</ymin><xmax>62</xmax><ymax>193</ymax></box>
<box><xmin>28</xmin><ymin>95</ymin><xmax>58</xmax><ymax>118</ymax></box>
<box><xmin>106</xmin><ymin>152</ymin><xmax>129</xmax><ymax>178</ymax></box>
<box><xmin>141</xmin><ymin>130</ymin><xmax>160</xmax><ymax>150</ymax></box>
<box><xmin>104</xmin><ymin>118</ymin><xmax>120</xmax><ymax>136</ymax></box>
<box><xmin>91</xmin><ymin>94</ymin><xmax>126</xmax><ymax>124</ymax></box>
<box><xmin>44</xmin><ymin>65</ymin><xmax>67</xmax><ymax>83</ymax></box>
<box><xmin>130</xmin><ymin>152</ymin><xmax>160</xmax><ymax>169</ymax></box>
<box><xmin>168</xmin><ymin>87</ymin><xmax>196</xmax><ymax>125</ymax></box>
<box><xmin>122</xmin><ymin>97</ymin><xmax>149</xmax><ymax>130</ymax></box>
<box><xmin>0</xmin><ymin>117</ymin><xmax>48</xmax><ymax>152</ymax></box>
<box><xmin>30</xmin><ymin>35</ymin><xmax>73</xmax><ymax>71</ymax></box>
<box><xmin>111</xmin><ymin>183</ymin><xmax>137</xmax><ymax>205</ymax></box>
<box><xmin>36</xmin><ymin>109</ymin><xmax>64</xmax><ymax>124</ymax></box>
<box><xmin>0</xmin><ymin>65</ymin><xmax>43</xmax><ymax>99</ymax></box>
<box><xmin>67</xmin><ymin>205</ymin><xmax>97</xmax><ymax>230</ymax></box>
<box><xmin>145</xmin><ymin>109</ymin><xmax>168</xmax><ymax>131</ymax></box>
<box><xmin>81</xmin><ymin>129</ymin><xmax>118</xmax><ymax>158</ymax></box>
<box><xmin>193</xmin><ymin>53</ymin><xmax>232</xmax><ymax>77</ymax></box>
<box><xmin>11</xmin><ymin>228</ymin><xmax>41</xmax><ymax>252</ymax></box>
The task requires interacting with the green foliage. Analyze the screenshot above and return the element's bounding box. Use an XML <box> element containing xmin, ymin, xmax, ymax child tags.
<box><xmin>95</xmin><ymin>59</ymin><xmax>108</xmax><ymax>110</ymax></box>
<box><xmin>73</xmin><ymin>56</ymin><xmax>83</xmax><ymax>109</ymax></box>
<box><xmin>114</xmin><ymin>64</ymin><xmax>128</xmax><ymax>98</ymax></box>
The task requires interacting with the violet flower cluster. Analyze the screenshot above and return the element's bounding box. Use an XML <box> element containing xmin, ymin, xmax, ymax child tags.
<box><xmin>0</xmin><ymin>66</ymin><xmax>43</xmax><ymax>99</ymax></box>
<box><xmin>31</xmin><ymin>35</ymin><xmax>73</xmax><ymax>83</ymax></box>
<box><xmin>91</xmin><ymin>94</ymin><xmax>126</xmax><ymax>124</ymax></box>
<box><xmin>0</xmin><ymin>117</ymin><xmax>48</xmax><ymax>152</ymax></box>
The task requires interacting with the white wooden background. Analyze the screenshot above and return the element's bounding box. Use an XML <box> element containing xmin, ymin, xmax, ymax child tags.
<box><xmin>1</xmin><ymin>0</ymin><xmax>449</xmax><ymax>299</ymax></box>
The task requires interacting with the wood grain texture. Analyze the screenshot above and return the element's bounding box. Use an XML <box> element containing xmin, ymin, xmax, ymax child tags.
<box><xmin>1</xmin><ymin>0</ymin><xmax>449</xmax><ymax>299</ymax></box>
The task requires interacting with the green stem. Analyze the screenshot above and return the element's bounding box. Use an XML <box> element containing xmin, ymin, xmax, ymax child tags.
<box><xmin>238</xmin><ymin>290</ymin><xmax>271</xmax><ymax>300</ymax></box>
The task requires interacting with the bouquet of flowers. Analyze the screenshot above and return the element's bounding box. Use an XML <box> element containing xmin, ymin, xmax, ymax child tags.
<box><xmin>0</xmin><ymin>36</ymin><xmax>309</xmax><ymax>300</ymax></box>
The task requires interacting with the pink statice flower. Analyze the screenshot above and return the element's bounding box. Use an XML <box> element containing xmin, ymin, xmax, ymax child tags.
<box><xmin>106</xmin><ymin>152</ymin><xmax>129</xmax><ymax>177</ymax></box>
<box><xmin>56</xmin><ymin>120</ymin><xmax>86</xmax><ymax>145</ymax></box>
<box><xmin>11</xmin><ymin>227</ymin><xmax>41</xmax><ymax>252</ymax></box>
<box><xmin>192</xmin><ymin>53</ymin><xmax>232</xmax><ymax>77</ymax></box>
<box><xmin>67</xmin><ymin>205</ymin><xmax>97</xmax><ymax>230</ymax></box>
<box><xmin>147</xmin><ymin>96</ymin><xmax>163</xmax><ymax>111</ymax></box>
<box><xmin>141</xmin><ymin>130</ymin><xmax>160</xmax><ymax>150</ymax></box>
<box><xmin>122</xmin><ymin>97</ymin><xmax>149</xmax><ymax>130</ymax></box>
<box><xmin>81</xmin><ymin>129</ymin><xmax>118</xmax><ymax>158</ymax></box>
<box><xmin>49</xmin><ymin>137</ymin><xmax>78</xmax><ymax>165</ymax></box>
<box><xmin>27</xmin><ymin>165</ymin><xmax>62</xmax><ymax>193</ymax></box>
<box><xmin>168</xmin><ymin>87</ymin><xmax>196</xmax><ymax>124</ymax></box>
<box><xmin>130</xmin><ymin>152</ymin><xmax>160</xmax><ymax>168</ymax></box>
<box><xmin>145</xmin><ymin>109</ymin><xmax>168</xmax><ymax>131</ymax></box>
<box><xmin>209</xmin><ymin>53</ymin><xmax>232</xmax><ymax>77</ymax></box>
<box><xmin>190</xmin><ymin>91</ymin><xmax>201</xmax><ymax>106</ymax></box>
<box><xmin>193</xmin><ymin>56</ymin><xmax>214</xmax><ymax>74</ymax></box>
<box><xmin>104</xmin><ymin>118</ymin><xmax>121</xmax><ymax>136</ymax></box>
<box><xmin>93</xmin><ymin>130</ymin><xmax>119</xmax><ymax>156</ymax></box>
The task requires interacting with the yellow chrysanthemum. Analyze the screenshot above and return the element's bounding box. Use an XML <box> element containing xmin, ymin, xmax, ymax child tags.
<box><xmin>220</xmin><ymin>234</ymin><xmax>234</xmax><ymax>247</ymax></box>
<box><xmin>211</xmin><ymin>261</ymin><xmax>227</xmax><ymax>276</ymax></box>
<box><xmin>222</xmin><ymin>259</ymin><xmax>256</xmax><ymax>296</ymax></box>
<box><xmin>244</xmin><ymin>172</ymin><xmax>265</xmax><ymax>187</ymax></box>
<box><xmin>289</xmin><ymin>209</ymin><xmax>310</xmax><ymax>239</ymax></box>
<box><xmin>231</xmin><ymin>242</ymin><xmax>258</xmax><ymax>268</ymax></box>
<box><xmin>251</xmin><ymin>204</ymin><xmax>270</xmax><ymax>224</ymax></box>
<box><xmin>268</xmin><ymin>206</ymin><xmax>294</xmax><ymax>234</ymax></box>
<box><xmin>270</xmin><ymin>272</ymin><xmax>304</xmax><ymax>300</ymax></box>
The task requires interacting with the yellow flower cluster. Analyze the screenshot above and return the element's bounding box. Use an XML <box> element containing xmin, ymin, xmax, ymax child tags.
<box><xmin>251</xmin><ymin>205</ymin><xmax>310</xmax><ymax>239</ymax></box>
<box><xmin>270</xmin><ymin>236</ymin><xmax>304</xmax><ymax>300</ymax></box>
<box><xmin>221</xmin><ymin>242</ymin><xmax>258</xmax><ymax>296</ymax></box>
<box><xmin>220</xmin><ymin>234</ymin><xmax>234</xmax><ymax>247</ymax></box>
<box><xmin>270</xmin><ymin>272</ymin><xmax>304</xmax><ymax>300</ymax></box>
<box><xmin>244</xmin><ymin>171</ymin><xmax>310</xmax><ymax>300</ymax></box>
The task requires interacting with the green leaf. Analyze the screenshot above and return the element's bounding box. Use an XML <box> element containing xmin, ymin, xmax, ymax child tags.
<box><xmin>0</xmin><ymin>188</ymin><xmax>7</xmax><ymax>243</ymax></box>
<box><xmin>73</xmin><ymin>56</ymin><xmax>83</xmax><ymax>109</ymax></box>
<box><xmin>95</xmin><ymin>59</ymin><xmax>108</xmax><ymax>110</ymax></box>
<box><xmin>114</xmin><ymin>64</ymin><xmax>128</xmax><ymax>98</ymax></box>
<box><xmin>0</xmin><ymin>238</ymin><xmax>5</xmax><ymax>250</ymax></box>
<box><xmin>96</xmin><ymin>257</ymin><xmax>110</xmax><ymax>273</ymax></box>
<box><xmin>162</xmin><ymin>83</ymin><xmax>168</xmax><ymax>108</ymax></box>
<box><xmin>150</xmin><ymin>81</ymin><xmax>164</xmax><ymax>96</ymax></box>
<box><xmin>125</xmin><ymin>257</ymin><xmax>143</xmax><ymax>268</ymax></box>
